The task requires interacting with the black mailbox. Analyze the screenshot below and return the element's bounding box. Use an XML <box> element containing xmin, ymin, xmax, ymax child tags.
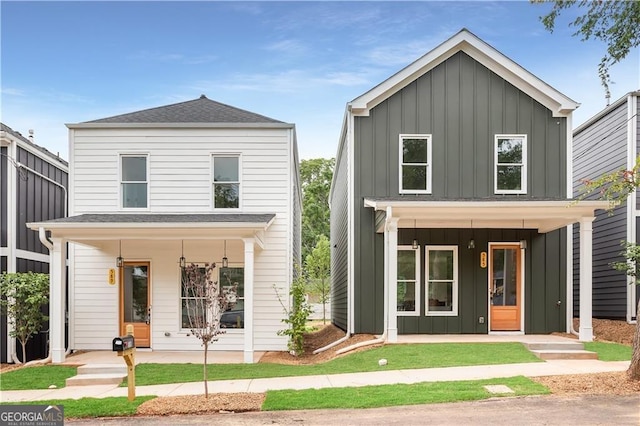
<box><xmin>112</xmin><ymin>335</ymin><xmax>135</xmax><ymax>352</ymax></box>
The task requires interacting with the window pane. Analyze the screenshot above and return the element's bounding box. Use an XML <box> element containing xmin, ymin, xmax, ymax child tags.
<box><xmin>123</xmin><ymin>265</ymin><xmax>148</xmax><ymax>322</ymax></box>
<box><xmin>181</xmin><ymin>299</ymin><xmax>206</xmax><ymax>329</ymax></box>
<box><xmin>220</xmin><ymin>267</ymin><xmax>244</xmax><ymax>298</ymax></box>
<box><xmin>428</xmin><ymin>281</ymin><xmax>453</xmax><ymax>311</ymax></box>
<box><xmin>397</xmin><ymin>281</ymin><xmax>416</xmax><ymax>312</ymax></box>
<box><xmin>428</xmin><ymin>250</ymin><xmax>453</xmax><ymax>280</ymax></box>
<box><xmin>497</xmin><ymin>165</ymin><xmax>522</xmax><ymax>190</ymax></box>
<box><xmin>497</xmin><ymin>138</ymin><xmax>522</xmax><ymax>164</ymax></box>
<box><xmin>214</xmin><ymin>157</ymin><xmax>239</xmax><ymax>182</ymax></box>
<box><xmin>122</xmin><ymin>157</ymin><xmax>147</xmax><ymax>181</ymax></box>
<box><xmin>402</xmin><ymin>139</ymin><xmax>428</xmax><ymax>163</ymax></box>
<box><xmin>221</xmin><ymin>300</ymin><xmax>244</xmax><ymax>328</ymax></box>
<box><xmin>122</xmin><ymin>183</ymin><xmax>147</xmax><ymax>208</ymax></box>
<box><xmin>214</xmin><ymin>183</ymin><xmax>239</xmax><ymax>208</ymax></box>
<box><xmin>397</xmin><ymin>251</ymin><xmax>416</xmax><ymax>280</ymax></box>
<box><xmin>402</xmin><ymin>165</ymin><xmax>427</xmax><ymax>190</ymax></box>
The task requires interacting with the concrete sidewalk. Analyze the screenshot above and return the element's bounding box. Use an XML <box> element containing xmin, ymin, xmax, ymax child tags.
<box><xmin>0</xmin><ymin>359</ymin><xmax>629</xmax><ymax>403</ymax></box>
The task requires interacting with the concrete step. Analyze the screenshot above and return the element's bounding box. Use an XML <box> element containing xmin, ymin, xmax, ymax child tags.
<box><xmin>525</xmin><ymin>342</ymin><xmax>585</xmax><ymax>351</ymax></box>
<box><xmin>76</xmin><ymin>364</ymin><xmax>127</xmax><ymax>375</ymax></box>
<box><xmin>66</xmin><ymin>373</ymin><xmax>126</xmax><ymax>387</ymax></box>
<box><xmin>530</xmin><ymin>349</ymin><xmax>598</xmax><ymax>360</ymax></box>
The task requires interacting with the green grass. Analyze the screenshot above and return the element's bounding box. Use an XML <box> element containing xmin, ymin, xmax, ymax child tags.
<box><xmin>129</xmin><ymin>342</ymin><xmax>541</xmax><ymax>386</ymax></box>
<box><xmin>584</xmin><ymin>341</ymin><xmax>632</xmax><ymax>361</ymax></box>
<box><xmin>0</xmin><ymin>396</ymin><xmax>155</xmax><ymax>418</ymax></box>
<box><xmin>262</xmin><ymin>376</ymin><xmax>549</xmax><ymax>410</ymax></box>
<box><xmin>0</xmin><ymin>366</ymin><xmax>77</xmax><ymax>391</ymax></box>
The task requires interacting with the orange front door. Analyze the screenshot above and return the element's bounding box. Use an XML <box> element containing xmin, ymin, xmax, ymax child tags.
<box><xmin>489</xmin><ymin>245</ymin><xmax>521</xmax><ymax>331</ymax></box>
<box><xmin>120</xmin><ymin>262</ymin><xmax>151</xmax><ymax>347</ymax></box>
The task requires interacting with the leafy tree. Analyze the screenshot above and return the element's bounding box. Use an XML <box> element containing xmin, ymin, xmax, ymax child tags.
<box><xmin>535</xmin><ymin>0</ymin><xmax>640</xmax><ymax>100</ymax></box>
<box><xmin>300</xmin><ymin>158</ymin><xmax>334</xmax><ymax>264</ymax></box>
<box><xmin>182</xmin><ymin>262</ymin><xmax>237</xmax><ymax>397</ymax></box>
<box><xmin>275</xmin><ymin>266</ymin><xmax>312</xmax><ymax>356</ymax></box>
<box><xmin>306</xmin><ymin>235</ymin><xmax>331</xmax><ymax>324</ymax></box>
<box><xmin>0</xmin><ymin>272</ymin><xmax>49</xmax><ymax>363</ymax></box>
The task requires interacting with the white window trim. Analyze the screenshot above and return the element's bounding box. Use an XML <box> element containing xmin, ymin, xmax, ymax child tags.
<box><xmin>399</xmin><ymin>134</ymin><xmax>432</xmax><ymax>194</ymax></box>
<box><xmin>211</xmin><ymin>153</ymin><xmax>242</xmax><ymax>211</ymax></box>
<box><xmin>397</xmin><ymin>245</ymin><xmax>421</xmax><ymax>317</ymax></box>
<box><xmin>425</xmin><ymin>245</ymin><xmax>458</xmax><ymax>316</ymax></box>
<box><xmin>119</xmin><ymin>153</ymin><xmax>149</xmax><ymax>210</ymax></box>
<box><xmin>494</xmin><ymin>134</ymin><xmax>527</xmax><ymax>195</ymax></box>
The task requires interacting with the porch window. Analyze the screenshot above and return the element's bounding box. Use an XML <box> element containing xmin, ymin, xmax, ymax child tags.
<box><xmin>120</xmin><ymin>155</ymin><xmax>148</xmax><ymax>208</ymax></box>
<box><xmin>212</xmin><ymin>155</ymin><xmax>240</xmax><ymax>209</ymax></box>
<box><xmin>425</xmin><ymin>246</ymin><xmax>458</xmax><ymax>316</ymax></box>
<box><xmin>180</xmin><ymin>266</ymin><xmax>245</xmax><ymax>329</ymax></box>
<box><xmin>397</xmin><ymin>246</ymin><xmax>420</xmax><ymax>315</ymax></box>
<box><xmin>399</xmin><ymin>134</ymin><xmax>432</xmax><ymax>194</ymax></box>
<box><xmin>495</xmin><ymin>135</ymin><xmax>527</xmax><ymax>194</ymax></box>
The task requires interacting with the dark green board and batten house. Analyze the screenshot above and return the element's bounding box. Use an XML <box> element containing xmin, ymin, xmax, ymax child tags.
<box><xmin>329</xmin><ymin>29</ymin><xmax>607</xmax><ymax>342</ymax></box>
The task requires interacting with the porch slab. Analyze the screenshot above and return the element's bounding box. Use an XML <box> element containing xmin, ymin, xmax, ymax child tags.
<box><xmin>61</xmin><ymin>350</ymin><xmax>265</xmax><ymax>366</ymax></box>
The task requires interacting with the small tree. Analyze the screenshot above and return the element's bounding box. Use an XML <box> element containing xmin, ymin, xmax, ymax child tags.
<box><xmin>182</xmin><ymin>262</ymin><xmax>236</xmax><ymax>397</ymax></box>
<box><xmin>276</xmin><ymin>267</ymin><xmax>312</xmax><ymax>356</ymax></box>
<box><xmin>0</xmin><ymin>272</ymin><xmax>50</xmax><ymax>363</ymax></box>
<box><xmin>306</xmin><ymin>235</ymin><xmax>330</xmax><ymax>324</ymax></box>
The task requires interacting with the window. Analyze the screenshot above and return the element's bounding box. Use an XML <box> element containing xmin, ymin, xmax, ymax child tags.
<box><xmin>180</xmin><ymin>265</ymin><xmax>245</xmax><ymax>330</ymax></box>
<box><xmin>425</xmin><ymin>246</ymin><xmax>458</xmax><ymax>316</ymax></box>
<box><xmin>495</xmin><ymin>135</ymin><xmax>527</xmax><ymax>194</ymax></box>
<box><xmin>121</xmin><ymin>155</ymin><xmax>148</xmax><ymax>208</ymax></box>
<box><xmin>397</xmin><ymin>246</ymin><xmax>420</xmax><ymax>316</ymax></box>
<box><xmin>212</xmin><ymin>156</ymin><xmax>240</xmax><ymax>209</ymax></box>
<box><xmin>399</xmin><ymin>135</ymin><xmax>431</xmax><ymax>194</ymax></box>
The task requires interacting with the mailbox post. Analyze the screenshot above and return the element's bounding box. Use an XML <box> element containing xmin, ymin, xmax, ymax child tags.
<box><xmin>112</xmin><ymin>324</ymin><xmax>136</xmax><ymax>401</ymax></box>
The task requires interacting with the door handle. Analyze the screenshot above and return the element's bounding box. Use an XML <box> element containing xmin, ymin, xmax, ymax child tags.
<box><xmin>146</xmin><ymin>306</ymin><xmax>151</xmax><ymax>325</ymax></box>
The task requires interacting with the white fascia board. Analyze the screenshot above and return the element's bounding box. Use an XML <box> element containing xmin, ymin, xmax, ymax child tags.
<box><xmin>66</xmin><ymin>122</ymin><xmax>294</xmax><ymax>130</ymax></box>
<box><xmin>0</xmin><ymin>131</ymin><xmax>69</xmax><ymax>170</ymax></box>
<box><xmin>26</xmin><ymin>221</ymin><xmax>274</xmax><ymax>231</ymax></box>
<box><xmin>350</xmin><ymin>29</ymin><xmax>578</xmax><ymax>118</ymax></box>
<box><xmin>328</xmin><ymin>108</ymin><xmax>350</xmax><ymax>205</ymax></box>
<box><xmin>574</xmin><ymin>91</ymin><xmax>640</xmax><ymax>136</ymax></box>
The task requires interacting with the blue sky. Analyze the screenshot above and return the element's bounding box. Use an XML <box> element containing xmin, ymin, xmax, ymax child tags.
<box><xmin>2</xmin><ymin>1</ymin><xmax>639</xmax><ymax>160</ymax></box>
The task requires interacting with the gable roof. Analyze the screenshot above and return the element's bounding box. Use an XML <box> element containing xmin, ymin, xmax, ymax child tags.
<box><xmin>69</xmin><ymin>95</ymin><xmax>287</xmax><ymax>127</ymax></box>
<box><xmin>349</xmin><ymin>28</ymin><xmax>579</xmax><ymax>117</ymax></box>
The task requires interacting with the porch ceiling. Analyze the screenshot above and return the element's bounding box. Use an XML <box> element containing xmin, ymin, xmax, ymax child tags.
<box><xmin>364</xmin><ymin>198</ymin><xmax>610</xmax><ymax>233</ymax></box>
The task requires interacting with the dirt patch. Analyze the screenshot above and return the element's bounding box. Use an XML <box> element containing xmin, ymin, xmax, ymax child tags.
<box><xmin>532</xmin><ymin>371</ymin><xmax>640</xmax><ymax>395</ymax></box>
<box><xmin>137</xmin><ymin>393</ymin><xmax>265</xmax><ymax>415</ymax></box>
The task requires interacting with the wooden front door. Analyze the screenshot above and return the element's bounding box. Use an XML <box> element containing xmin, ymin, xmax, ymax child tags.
<box><xmin>120</xmin><ymin>262</ymin><xmax>151</xmax><ymax>347</ymax></box>
<box><xmin>489</xmin><ymin>245</ymin><xmax>521</xmax><ymax>331</ymax></box>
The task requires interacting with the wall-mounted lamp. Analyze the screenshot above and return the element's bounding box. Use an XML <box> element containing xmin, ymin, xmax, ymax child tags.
<box><xmin>222</xmin><ymin>240</ymin><xmax>229</xmax><ymax>268</ymax></box>
<box><xmin>468</xmin><ymin>239</ymin><xmax>475</xmax><ymax>250</ymax></box>
<box><xmin>520</xmin><ymin>240</ymin><xmax>527</xmax><ymax>249</ymax></box>
<box><xmin>179</xmin><ymin>240</ymin><xmax>186</xmax><ymax>268</ymax></box>
<box><xmin>116</xmin><ymin>240</ymin><xmax>124</xmax><ymax>268</ymax></box>
<box><xmin>412</xmin><ymin>219</ymin><xmax>418</xmax><ymax>250</ymax></box>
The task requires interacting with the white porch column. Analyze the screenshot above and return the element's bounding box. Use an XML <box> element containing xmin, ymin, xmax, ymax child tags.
<box><xmin>50</xmin><ymin>238</ymin><xmax>67</xmax><ymax>363</ymax></box>
<box><xmin>242</xmin><ymin>238</ymin><xmax>255</xmax><ymax>363</ymax></box>
<box><xmin>579</xmin><ymin>218</ymin><xmax>595</xmax><ymax>342</ymax></box>
<box><xmin>386</xmin><ymin>216</ymin><xmax>399</xmax><ymax>343</ymax></box>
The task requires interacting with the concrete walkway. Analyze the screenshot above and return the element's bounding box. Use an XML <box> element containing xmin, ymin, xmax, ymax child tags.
<box><xmin>1</xmin><ymin>359</ymin><xmax>630</xmax><ymax>403</ymax></box>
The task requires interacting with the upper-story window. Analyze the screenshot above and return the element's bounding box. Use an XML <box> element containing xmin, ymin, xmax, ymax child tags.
<box><xmin>212</xmin><ymin>155</ymin><xmax>240</xmax><ymax>209</ymax></box>
<box><xmin>120</xmin><ymin>155</ymin><xmax>148</xmax><ymax>208</ymax></box>
<box><xmin>495</xmin><ymin>135</ymin><xmax>527</xmax><ymax>194</ymax></box>
<box><xmin>399</xmin><ymin>134</ymin><xmax>432</xmax><ymax>194</ymax></box>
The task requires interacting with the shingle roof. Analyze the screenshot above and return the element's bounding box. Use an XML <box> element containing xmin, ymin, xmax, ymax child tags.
<box><xmin>0</xmin><ymin>122</ymin><xmax>69</xmax><ymax>166</ymax></box>
<box><xmin>40</xmin><ymin>213</ymin><xmax>276</xmax><ymax>224</ymax></box>
<box><xmin>86</xmin><ymin>95</ymin><xmax>284</xmax><ymax>124</ymax></box>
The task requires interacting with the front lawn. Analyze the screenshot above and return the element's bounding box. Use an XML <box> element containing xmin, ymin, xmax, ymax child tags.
<box><xmin>0</xmin><ymin>366</ymin><xmax>77</xmax><ymax>391</ymax></box>
<box><xmin>0</xmin><ymin>396</ymin><xmax>155</xmax><ymax>418</ymax></box>
<box><xmin>583</xmin><ymin>341</ymin><xmax>632</xmax><ymax>361</ymax></box>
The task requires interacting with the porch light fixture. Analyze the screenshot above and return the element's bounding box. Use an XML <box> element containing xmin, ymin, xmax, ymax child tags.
<box><xmin>179</xmin><ymin>240</ymin><xmax>186</xmax><ymax>268</ymax></box>
<box><xmin>412</xmin><ymin>220</ymin><xmax>418</xmax><ymax>250</ymax></box>
<box><xmin>468</xmin><ymin>239</ymin><xmax>475</xmax><ymax>250</ymax></box>
<box><xmin>222</xmin><ymin>240</ymin><xmax>229</xmax><ymax>268</ymax></box>
<box><xmin>116</xmin><ymin>240</ymin><xmax>124</xmax><ymax>268</ymax></box>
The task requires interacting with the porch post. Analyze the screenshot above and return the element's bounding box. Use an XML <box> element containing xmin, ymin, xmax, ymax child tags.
<box><xmin>579</xmin><ymin>217</ymin><xmax>595</xmax><ymax>342</ymax></box>
<box><xmin>242</xmin><ymin>238</ymin><xmax>255</xmax><ymax>363</ymax></box>
<box><xmin>50</xmin><ymin>237</ymin><xmax>67</xmax><ymax>363</ymax></box>
<box><xmin>386</xmin><ymin>217</ymin><xmax>399</xmax><ymax>343</ymax></box>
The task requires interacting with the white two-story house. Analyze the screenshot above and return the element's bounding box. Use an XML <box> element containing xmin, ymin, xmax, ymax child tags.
<box><xmin>28</xmin><ymin>95</ymin><xmax>301</xmax><ymax>363</ymax></box>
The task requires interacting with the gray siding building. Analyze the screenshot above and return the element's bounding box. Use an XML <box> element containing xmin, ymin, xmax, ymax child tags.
<box><xmin>573</xmin><ymin>92</ymin><xmax>640</xmax><ymax>322</ymax></box>
<box><xmin>330</xmin><ymin>29</ymin><xmax>606</xmax><ymax>343</ymax></box>
<box><xmin>1</xmin><ymin>123</ymin><xmax>68</xmax><ymax>363</ymax></box>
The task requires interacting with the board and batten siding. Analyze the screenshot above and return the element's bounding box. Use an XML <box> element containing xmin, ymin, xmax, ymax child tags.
<box><xmin>69</xmin><ymin>127</ymin><xmax>294</xmax><ymax>351</ymax></box>
<box><xmin>330</xmin><ymin>133</ymin><xmax>349</xmax><ymax>331</ymax></box>
<box><xmin>573</xmin><ymin>100</ymin><xmax>628</xmax><ymax>319</ymax></box>
<box><xmin>352</xmin><ymin>51</ymin><xmax>568</xmax><ymax>333</ymax></box>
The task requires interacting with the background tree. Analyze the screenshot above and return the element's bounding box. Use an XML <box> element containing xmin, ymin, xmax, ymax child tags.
<box><xmin>306</xmin><ymin>235</ymin><xmax>331</xmax><ymax>324</ymax></box>
<box><xmin>275</xmin><ymin>266</ymin><xmax>312</xmax><ymax>356</ymax></box>
<box><xmin>534</xmin><ymin>0</ymin><xmax>640</xmax><ymax>101</ymax></box>
<box><xmin>0</xmin><ymin>272</ymin><xmax>49</xmax><ymax>363</ymax></box>
<box><xmin>300</xmin><ymin>158</ymin><xmax>334</xmax><ymax>264</ymax></box>
<box><xmin>182</xmin><ymin>262</ymin><xmax>236</xmax><ymax>397</ymax></box>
